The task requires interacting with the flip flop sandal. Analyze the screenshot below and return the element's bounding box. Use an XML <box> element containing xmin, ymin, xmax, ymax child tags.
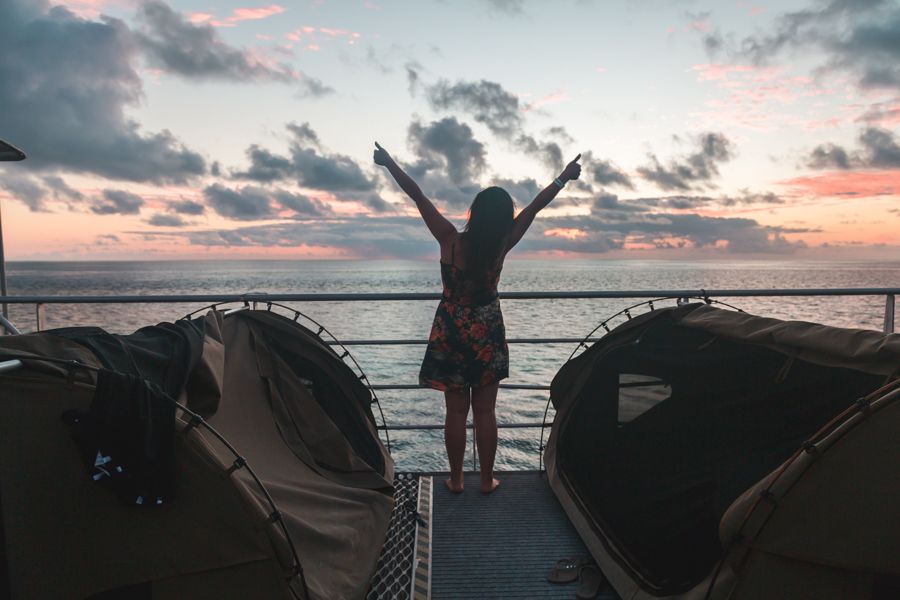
<box><xmin>546</xmin><ymin>557</ymin><xmax>591</xmax><ymax>583</ymax></box>
<box><xmin>576</xmin><ymin>565</ymin><xmax>605</xmax><ymax>599</ymax></box>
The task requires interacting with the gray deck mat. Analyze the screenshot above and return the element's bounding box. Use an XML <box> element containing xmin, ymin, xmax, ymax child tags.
<box><xmin>431</xmin><ymin>471</ymin><xmax>618</xmax><ymax>599</ymax></box>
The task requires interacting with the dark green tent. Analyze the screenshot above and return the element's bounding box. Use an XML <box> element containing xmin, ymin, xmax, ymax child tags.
<box><xmin>546</xmin><ymin>304</ymin><xmax>900</xmax><ymax>599</ymax></box>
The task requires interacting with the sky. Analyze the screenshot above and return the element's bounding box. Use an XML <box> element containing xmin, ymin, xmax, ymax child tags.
<box><xmin>0</xmin><ymin>0</ymin><xmax>898</xmax><ymax>261</ymax></box>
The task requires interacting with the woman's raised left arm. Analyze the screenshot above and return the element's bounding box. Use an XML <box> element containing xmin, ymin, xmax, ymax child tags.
<box><xmin>507</xmin><ymin>154</ymin><xmax>581</xmax><ymax>250</ymax></box>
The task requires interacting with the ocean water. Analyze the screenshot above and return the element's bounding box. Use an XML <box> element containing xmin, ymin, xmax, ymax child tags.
<box><xmin>4</xmin><ymin>259</ymin><xmax>899</xmax><ymax>471</ymax></box>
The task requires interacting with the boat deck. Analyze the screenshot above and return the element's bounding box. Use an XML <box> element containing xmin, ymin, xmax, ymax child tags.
<box><xmin>429</xmin><ymin>471</ymin><xmax>617</xmax><ymax>600</ymax></box>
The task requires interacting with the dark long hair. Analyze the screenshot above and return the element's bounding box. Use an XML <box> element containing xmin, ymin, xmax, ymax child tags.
<box><xmin>462</xmin><ymin>186</ymin><xmax>515</xmax><ymax>286</ymax></box>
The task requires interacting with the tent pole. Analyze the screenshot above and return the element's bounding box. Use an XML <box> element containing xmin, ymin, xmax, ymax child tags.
<box><xmin>0</xmin><ymin>200</ymin><xmax>7</xmax><ymax>319</ymax></box>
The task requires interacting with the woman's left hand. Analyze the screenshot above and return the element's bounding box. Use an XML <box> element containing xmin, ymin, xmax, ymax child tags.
<box><xmin>560</xmin><ymin>154</ymin><xmax>582</xmax><ymax>182</ymax></box>
<box><xmin>373</xmin><ymin>141</ymin><xmax>393</xmax><ymax>167</ymax></box>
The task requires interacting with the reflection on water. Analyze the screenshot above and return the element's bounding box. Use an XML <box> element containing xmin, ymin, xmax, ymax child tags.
<box><xmin>5</xmin><ymin>259</ymin><xmax>899</xmax><ymax>470</ymax></box>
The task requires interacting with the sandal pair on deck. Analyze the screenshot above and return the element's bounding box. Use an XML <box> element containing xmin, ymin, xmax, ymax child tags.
<box><xmin>547</xmin><ymin>557</ymin><xmax>605</xmax><ymax>599</ymax></box>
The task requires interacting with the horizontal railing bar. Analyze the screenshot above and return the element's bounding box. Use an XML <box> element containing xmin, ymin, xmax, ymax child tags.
<box><xmin>372</xmin><ymin>383</ymin><xmax>551</xmax><ymax>390</ymax></box>
<box><xmin>330</xmin><ymin>337</ymin><xmax>602</xmax><ymax>346</ymax></box>
<box><xmin>1</xmin><ymin>288</ymin><xmax>899</xmax><ymax>304</ymax></box>
<box><xmin>371</xmin><ymin>381</ymin><xmax>658</xmax><ymax>391</ymax></box>
<box><xmin>379</xmin><ymin>422</ymin><xmax>547</xmax><ymax>431</ymax></box>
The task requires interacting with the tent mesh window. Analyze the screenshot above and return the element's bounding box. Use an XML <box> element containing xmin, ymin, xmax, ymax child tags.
<box><xmin>558</xmin><ymin>319</ymin><xmax>884</xmax><ymax>595</ymax></box>
<box><xmin>367</xmin><ymin>474</ymin><xmax>421</xmax><ymax>599</ymax></box>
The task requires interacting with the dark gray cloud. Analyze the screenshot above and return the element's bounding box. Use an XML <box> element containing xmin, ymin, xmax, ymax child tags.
<box><xmin>551</xmin><ymin>192</ymin><xmax>809</xmax><ymax>254</ymax></box>
<box><xmin>428</xmin><ymin>79</ymin><xmax>523</xmax><ymax>137</ymax></box>
<box><xmin>704</xmin><ymin>0</ymin><xmax>900</xmax><ymax>91</ymax></box>
<box><xmin>806</xmin><ymin>127</ymin><xmax>900</xmax><ymax>169</ymax></box>
<box><xmin>424</xmin><ymin>77</ymin><xmax>570</xmax><ymax>169</ymax></box>
<box><xmin>631</xmin><ymin>190</ymin><xmax>784</xmax><ymax>209</ymax></box>
<box><xmin>0</xmin><ymin>171</ymin><xmax>47</xmax><ymax>211</ymax></box>
<box><xmin>204</xmin><ymin>184</ymin><xmax>276</xmax><ymax>220</ymax></box>
<box><xmin>492</xmin><ymin>177</ymin><xmax>540</xmax><ymax>205</ymax></box>
<box><xmin>41</xmin><ymin>175</ymin><xmax>83</xmax><ymax>201</ymax></box>
<box><xmin>234</xmin><ymin>145</ymin><xmax>294</xmax><ymax>182</ymax></box>
<box><xmin>408</xmin><ymin>117</ymin><xmax>486</xmax><ymax>185</ymax></box>
<box><xmin>148</xmin><ymin>213</ymin><xmax>187</xmax><ymax>227</ymax></box>
<box><xmin>286</xmin><ymin>122</ymin><xmax>321</xmax><ymax>148</ymax></box>
<box><xmin>481</xmin><ymin>0</ymin><xmax>527</xmax><ymax>15</ymax></box>
<box><xmin>859</xmin><ymin>127</ymin><xmax>900</xmax><ymax>167</ymax></box>
<box><xmin>807</xmin><ymin>143</ymin><xmax>852</xmax><ymax>169</ymax></box>
<box><xmin>165</xmin><ymin>187</ymin><xmax>807</xmax><ymax>256</ymax></box>
<box><xmin>204</xmin><ymin>183</ymin><xmax>333</xmax><ymax>220</ymax></box>
<box><xmin>136</xmin><ymin>1</ymin><xmax>297</xmax><ymax>82</ymax></box>
<box><xmin>272</xmin><ymin>190</ymin><xmax>328</xmax><ymax>216</ymax></box>
<box><xmin>233</xmin><ymin>123</ymin><xmax>377</xmax><ymax>192</ymax></box>
<box><xmin>92</xmin><ymin>190</ymin><xmax>144</xmax><ymax>215</ymax></box>
<box><xmin>182</xmin><ymin>215</ymin><xmax>437</xmax><ymax>257</ymax></box>
<box><xmin>637</xmin><ymin>132</ymin><xmax>734</xmax><ymax>191</ymax></box>
<box><xmin>297</xmin><ymin>76</ymin><xmax>335</xmax><ymax>98</ymax></box>
<box><xmin>168</xmin><ymin>199</ymin><xmax>206</xmax><ymax>215</ymax></box>
<box><xmin>583</xmin><ymin>153</ymin><xmax>634</xmax><ymax>189</ymax></box>
<box><xmin>0</xmin><ymin>0</ymin><xmax>205</xmax><ymax>183</ymax></box>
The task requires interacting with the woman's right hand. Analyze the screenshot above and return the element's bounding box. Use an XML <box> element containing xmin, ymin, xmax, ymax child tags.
<box><xmin>373</xmin><ymin>141</ymin><xmax>393</xmax><ymax>167</ymax></box>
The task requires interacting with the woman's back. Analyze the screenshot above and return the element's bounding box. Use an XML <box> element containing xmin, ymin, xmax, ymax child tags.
<box><xmin>440</xmin><ymin>235</ymin><xmax>503</xmax><ymax>307</ymax></box>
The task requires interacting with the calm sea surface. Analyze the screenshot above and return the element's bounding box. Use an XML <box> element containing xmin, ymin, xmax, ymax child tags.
<box><xmin>4</xmin><ymin>259</ymin><xmax>899</xmax><ymax>471</ymax></box>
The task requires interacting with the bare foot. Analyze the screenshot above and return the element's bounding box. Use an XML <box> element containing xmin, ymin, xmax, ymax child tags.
<box><xmin>444</xmin><ymin>479</ymin><xmax>464</xmax><ymax>494</ymax></box>
<box><xmin>480</xmin><ymin>478</ymin><xmax>500</xmax><ymax>494</ymax></box>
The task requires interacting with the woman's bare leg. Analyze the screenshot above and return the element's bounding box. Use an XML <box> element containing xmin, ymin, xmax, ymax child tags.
<box><xmin>444</xmin><ymin>389</ymin><xmax>470</xmax><ymax>492</ymax></box>
<box><xmin>471</xmin><ymin>382</ymin><xmax>500</xmax><ymax>493</ymax></box>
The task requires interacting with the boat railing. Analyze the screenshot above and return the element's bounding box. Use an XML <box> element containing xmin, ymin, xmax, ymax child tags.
<box><xmin>1</xmin><ymin>288</ymin><xmax>897</xmax><ymax>468</ymax></box>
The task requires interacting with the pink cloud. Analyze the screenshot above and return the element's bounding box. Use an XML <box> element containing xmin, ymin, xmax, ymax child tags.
<box><xmin>524</xmin><ymin>90</ymin><xmax>569</xmax><ymax>112</ymax></box>
<box><xmin>192</xmin><ymin>4</ymin><xmax>286</xmax><ymax>27</ymax></box>
<box><xmin>777</xmin><ymin>171</ymin><xmax>900</xmax><ymax>198</ymax></box>
<box><xmin>283</xmin><ymin>25</ymin><xmax>362</xmax><ymax>49</ymax></box>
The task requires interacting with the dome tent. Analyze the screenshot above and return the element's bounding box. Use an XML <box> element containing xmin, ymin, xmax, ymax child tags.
<box><xmin>0</xmin><ymin>308</ymin><xmax>393</xmax><ymax>600</ymax></box>
<box><xmin>545</xmin><ymin>303</ymin><xmax>900</xmax><ymax>600</ymax></box>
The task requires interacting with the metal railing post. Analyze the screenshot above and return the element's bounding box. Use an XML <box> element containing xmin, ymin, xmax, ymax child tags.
<box><xmin>35</xmin><ymin>303</ymin><xmax>45</xmax><ymax>332</ymax></box>
<box><xmin>885</xmin><ymin>294</ymin><xmax>895</xmax><ymax>334</ymax></box>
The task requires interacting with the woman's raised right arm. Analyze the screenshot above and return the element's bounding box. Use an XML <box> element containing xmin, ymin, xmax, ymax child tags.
<box><xmin>374</xmin><ymin>142</ymin><xmax>456</xmax><ymax>243</ymax></box>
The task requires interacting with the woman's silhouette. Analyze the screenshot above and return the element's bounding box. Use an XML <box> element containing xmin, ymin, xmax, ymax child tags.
<box><xmin>374</xmin><ymin>142</ymin><xmax>581</xmax><ymax>493</ymax></box>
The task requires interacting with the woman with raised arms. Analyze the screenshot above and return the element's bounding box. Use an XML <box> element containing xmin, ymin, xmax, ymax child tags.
<box><xmin>374</xmin><ymin>142</ymin><xmax>581</xmax><ymax>493</ymax></box>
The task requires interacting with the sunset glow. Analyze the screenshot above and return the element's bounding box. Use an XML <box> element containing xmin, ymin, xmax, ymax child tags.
<box><xmin>1</xmin><ymin>0</ymin><xmax>898</xmax><ymax>261</ymax></box>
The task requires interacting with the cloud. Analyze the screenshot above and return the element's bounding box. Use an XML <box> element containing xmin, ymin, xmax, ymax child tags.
<box><xmin>148</xmin><ymin>213</ymin><xmax>187</xmax><ymax>226</ymax></box>
<box><xmin>204</xmin><ymin>183</ymin><xmax>331</xmax><ymax>220</ymax></box>
<box><xmin>41</xmin><ymin>175</ymin><xmax>83</xmax><ymax>201</ymax></box>
<box><xmin>427</xmin><ymin>79</ymin><xmax>522</xmax><ymax>137</ymax></box>
<box><xmin>271</xmin><ymin>189</ymin><xmax>328</xmax><ymax>216</ymax></box>
<box><xmin>408</xmin><ymin>117</ymin><xmax>486</xmax><ymax>186</ymax></box>
<box><xmin>192</xmin><ymin>4</ymin><xmax>286</xmax><ymax>27</ymax></box>
<box><xmin>703</xmin><ymin>0</ymin><xmax>900</xmax><ymax>91</ymax></box>
<box><xmin>480</xmin><ymin>0</ymin><xmax>527</xmax><ymax>15</ymax></box>
<box><xmin>806</xmin><ymin>143</ymin><xmax>852</xmax><ymax>169</ymax></box>
<box><xmin>630</xmin><ymin>191</ymin><xmax>784</xmax><ymax>209</ymax></box>
<box><xmin>583</xmin><ymin>153</ymin><xmax>634</xmax><ymax>189</ymax></box>
<box><xmin>233</xmin><ymin>123</ymin><xmax>377</xmax><ymax>192</ymax></box>
<box><xmin>492</xmin><ymin>177</ymin><xmax>540</xmax><ymax>205</ymax></box>
<box><xmin>424</xmin><ymin>77</ymin><xmax>570</xmax><ymax>169</ymax></box>
<box><xmin>0</xmin><ymin>0</ymin><xmax>206</xmax><ymax>183</ymax></box>
<box><xmin>806</xmin><ymin>127</ymin><xmax>900</xmax><ymax>169</ymax></box>
<box><xmin>637</xmin><ymin>132</ymin><xmax>734</xmax><ymax>191</ymax></box>
<box><xmin>297</xmin><ymin>75</ymin><xmax>334</xmax><ymax>97</ymax></box>
<box><xmin>0</xmin><ymin>171</ymin><xmax>47</xmax><ymax>211</ymax></box>
<box><xmin>92</xmin><ymin>189</ymin><xmax>144</xmax><ymax>215</ymax></box>
<box><xmin>204</xmin><ymin>184</ymin><xmax>276</xmax><ymax>220</ymax></box>
<box><xmin>136</xmin><ymin>1</ymin><xmax>298</xmax><ymax>82</ymax></box>
<box><xmin>168</xmin><ymin>199</ymin><xmax>206</xmax><ymax>215</ymax></box>
<box><xmin>183</xmin><ymin>215</ymin><xmax>436</xmax><ymax>257</ymax></box>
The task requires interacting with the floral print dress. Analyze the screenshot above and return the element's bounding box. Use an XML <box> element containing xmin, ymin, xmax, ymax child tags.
<box><xmin>419</xmin><ymin>244</ymin><xmax>509</xmax><ymax>391</ymax></box>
